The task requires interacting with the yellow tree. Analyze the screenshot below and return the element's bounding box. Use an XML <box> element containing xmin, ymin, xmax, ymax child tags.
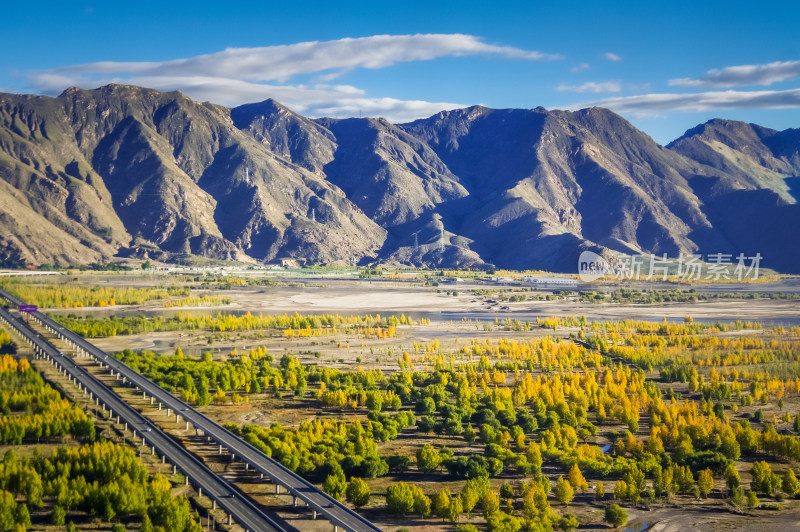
<box><xmin>698</xmin><ymin>469</ymin><xmax>714</xmax><ymax>498</ymax></box>
<box><xmin>568</xmin><ymin>464</ymin><xmax>588</xmax><ymax>492</ymax></box>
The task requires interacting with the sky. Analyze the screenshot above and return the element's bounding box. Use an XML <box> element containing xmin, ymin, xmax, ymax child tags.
<box><xmin>2</xmin><ymin>0</ymin><xmax>800</xmax><ymax>144</ymax></box>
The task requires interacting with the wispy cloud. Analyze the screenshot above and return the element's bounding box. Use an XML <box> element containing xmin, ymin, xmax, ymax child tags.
<box><xmin>26</xmin><ymin>33</ymin><xmax>558</xmax><ymax>121</ymax></box>
<box><xmin>571</xmin><ymin>63</ymin><xmax>590</xmax><ymax>72</ymax></box>
<box><xmin>567</xmin><ymin>88</ymin><xmax>800</xmax><ymax>116</ymax></box>
<box><xmin>670</xmin><ymin>60</ymin><xmax>800</xmax><ymax>88</ymax></box>
<box><xmin>603</xmin><ymin>52</ymin><xmax>622</xmax><ymax>62</ymax></box>
<box><xmin>44</xmin><ymin>34</ymin><xmax>560</xmax><ymax>83</ymax></box>
<box><xmin>556</xmin><ymin>81</ymin><xmax>621</xmax><ymax>93</ymax></box>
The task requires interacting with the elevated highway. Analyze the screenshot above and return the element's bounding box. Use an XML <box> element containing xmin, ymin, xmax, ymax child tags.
<box><xmin>0</xmin><ymin>305</ymin><xmax>287</xmax><ymax>532</ymax></box>
<box><xmin>0</xmin><ymin>287</ymin><xmax>382</xmax><ymax>532</ymax></box>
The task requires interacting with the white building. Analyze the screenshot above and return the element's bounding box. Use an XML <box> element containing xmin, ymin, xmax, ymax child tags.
<box><xmin>522</xmin><ymin>276</ymin><xmax>578</xmax><ymax>287</ymax></box>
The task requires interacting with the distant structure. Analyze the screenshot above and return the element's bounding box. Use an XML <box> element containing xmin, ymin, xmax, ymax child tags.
<box><xmin>245</xmin><ymin>167</ymin><xmax>251</xmax><ymax>185</ymax></box>
<box><xmin>311</xmin><ymin>208</ymin><xmax>316</xmax><ymax>223</ymax></box>
<box><xmin>522</xmin><ymin>276</ymin><xmax>579</xmax><ymax>287</ymax></box>
<box><xmin>413</xmin><ymin>232</ymin><xmax>419</xmax><ymax>251</ymax></box>
<box><xmin>440</xmin><ymin>227</ymin><xmax>445</xmax><ymax>253</ymax></box>
<box><xmin>483</xmin><ymin>276</ymin><xmax>515</xmax><ymax>284</ymax></box>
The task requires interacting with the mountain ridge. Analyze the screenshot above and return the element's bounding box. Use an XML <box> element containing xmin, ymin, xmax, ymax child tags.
<box><xmin>0</xmin><ymin>85</ymin><xmax>797</xmax><ymax>272</ymax></box>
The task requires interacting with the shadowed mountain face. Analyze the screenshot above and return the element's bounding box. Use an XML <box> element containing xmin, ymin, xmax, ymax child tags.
<box><xmin>0</xmin><ymin>85</ymin><xmax>797</xmax><ymax>272</ymax></box>
<box><xmin>667</xmin><ymin>119</ymin><xmax>800</xmax><ymax>273</ymax></box>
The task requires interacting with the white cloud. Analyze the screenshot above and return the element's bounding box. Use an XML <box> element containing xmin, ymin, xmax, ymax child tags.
<box><xmin>556</xmin><ymin>81</ymin><xmax>621</xmax><ymax>93</ymax></box>
<box><xmin>25</xmin><ymin>33</ymin><xmax>559</xmax><ymax>122</ymax></box>
<box><xmin>48</xmin><ymin>34</ymin><xmax>560</xmax><ymax>83</ymax></box>
<box><xmin>669</xmin><ymin>60</ymin><xmax>800</xmax><ymax>88</ymax></box>
<box><xmin>603</xmin><ymin>52</ymin><xmax>622</xmax><ymax>62</ymax></box>
<box><xmin>571</xmin><ymin>63</ymin><xmax>590</xmax><ymax>72</ymax></box>
<box><xmin>566</xmin><ymin>88</ymin><xmax>800</xmax><ymax>117</ymax></box>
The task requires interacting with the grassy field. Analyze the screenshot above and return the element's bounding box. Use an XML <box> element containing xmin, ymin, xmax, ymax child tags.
<box><xmin>2</xmin><ymin>271</ymin><xmax>800</xmax><ymax>531</ymax></box>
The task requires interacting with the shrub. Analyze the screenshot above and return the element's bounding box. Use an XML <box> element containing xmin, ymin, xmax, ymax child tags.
<box><xmin>604</xmin><ymin>504</ymin><xmax>628</xmax><ymax>527</ymax></box>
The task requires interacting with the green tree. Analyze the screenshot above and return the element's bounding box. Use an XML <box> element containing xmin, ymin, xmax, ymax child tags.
<box><xmin>365</xmin><ymin>392</ymin><xmax>383</xmax><ymax>413</ymax></box>
<box><xmin>526</xmin><ymin>442</ymin><xmax>542</xmax><ymax>474</ymax></box>
<box><xmin>522</xmin><ymin>486</ymin><xmax>540</xmax><ymax>521</ymax></box>
<box><xmin>103</xmin><ymin>500</ymin><xmax>116</xmax><ymax>522</ymax></box>
<box><xmin>461</xmin><ymin>481</ymin><xmax>481</xmax><ymax>517</ymax></box>
<box><xmin>386</xmin><ymin>483</ymin><xmax>415</xmax><ymax>516</ymax></box>
<box><xmin>249</xmin><ymin>374</ymin><xmax>261</xmax><ymax>394</ymax></box>
<box><xmin>295</xmin><ymin>375</ymin><xmax>307</xmax><ymax>398</ymax></box>
<box><xmin>555</xmin><ymin>476</ymin><xmax>574</xmax><ymax>505</ymax></box>
<box><xmin>432</xmin><ymin>488</ymin><xmax>451</xmax><ymax>520</ymax></box>
<box><xmin>51</xmin><ymin>506</ymin><xmax>66</xmax><ymax>526</ymax></box>
<box><xmin>386</xmin><ymin>455</ymin><xmax>410</xmax><ymax>474</ymax></box>
<box><xmin>558</xmin><ymin>514</ymin><xmax>579</xmax><ymax>531</ymax></box>
<box><xmin>486</xmin><ymin>457</ymin><xmax>503</xmax><ymax>477</ymax></box>
<box><xmin>464</xmin><ymin>424</ymin><xmax>476</xmax><ymax>443</ymax></box>
<box><xmin>751</xmin><ymin>461</ymin><xmax>781</xmax><ymax>495</ymax></box>
<box><xmin>724</xmin><ymin>464</ymin><xmax>740</xmax><ymax>491</ymax></box>
<box><xmin>479</xmin><ymin>424</ymin><xmax>496</xmax><ymax>445</ymax></box>
<box><xmin>345</xmin><ymin>478</ymin><xmax>371</xmax><ymax>508</ymax></box>
<box><xmin>449</xmin><ymin>495</ymin><xmax>463</xmax><ymax>523</ymax></box>
<box><xmin>324</xmin><ymin>470</ymin><xmax>347</xmax><ymax>501</ymax></box>
<box><xmin>410</xmin><ymin>485</ymin><xmax>431</xmax><ymax>517</ymax></box>
<box><xmin>482</xmin><ymin>490</ymin><xmax>500</xmax><ymax>520</ymax></box>
<box><xmin>14</xmin><ymin>504</ymin><xmax>30</xmax><ymax>529</ymax></box>
<box><xmin>783</xmin><ymin>469</ymin><xmax>800</xmax><ymax>496</ymax></box>
<box><xmin>196</xmin><ymin>379</ymin><xmax>211</xmax><ymax>407</ymax></box>
<box><xmin>728</xmin><ymin>486</ymin><xmax>746</xmax><ymax>508</ymax></box>
<box><xmin>747</xmin><ymin>490</ymin><xmax>759</xmax><ymax>508</ymax></box>
<box><xmin>596</xmin><ymin>481</ymin><xmax>605</xmax><ymax>500</ymax></box>
<box><xmin>698</xmin><ymin>469</ymin><xmax>714</xmax><ymax>498</ymax></box>
<box><xmin>486</xmin><ymin>512</ymin><xmax>521</xmax><ymax>532</ymax></box>
<box><xmin>416</xmin><ymin>444</ymin><xmax>441</xmax><ymax>473</ymax></box>
<box><xmin>418</xmin><ymin>397</ymin><xmax>436</xmax><ymax>415</ymax></box>
<box><xmin>139</xmin><ymin>513</ymin><xmax>154</xmax><ymax>532</ymax></box>
<box><xmin>604</xmin><ymin>504</ymin><xmax>628</xmax><ymax>528</ymax></box>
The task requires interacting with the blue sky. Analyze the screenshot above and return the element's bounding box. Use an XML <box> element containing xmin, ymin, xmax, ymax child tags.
<box><xmin>2</xmin><ymin>0</ymin><xmax>799</xmax><ymax>144</ymax></box>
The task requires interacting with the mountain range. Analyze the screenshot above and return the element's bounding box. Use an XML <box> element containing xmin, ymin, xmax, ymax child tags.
<box><xmin>0</xmin><ymin>85</ymin><xmax>798</xmax><ymax>272</ymax></box>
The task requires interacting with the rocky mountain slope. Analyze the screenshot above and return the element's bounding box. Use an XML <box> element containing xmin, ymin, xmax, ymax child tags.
<box><xmin>0</xmin><ymin>85</ymin><xmax>797</xmax><ymax>272</ymax></box>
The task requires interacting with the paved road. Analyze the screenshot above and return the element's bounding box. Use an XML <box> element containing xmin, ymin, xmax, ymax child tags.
<box><xmin>0</xmin><ymin>288</ymin><xmax>382</xmax><ymax>532</ymax></box>
<box><xmin>0</xmin><ymin>305</ymin><xmax>287</xmax><ymax>532</ymax></box>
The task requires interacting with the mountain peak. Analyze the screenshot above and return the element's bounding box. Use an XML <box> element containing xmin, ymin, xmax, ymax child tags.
<box><xmin>57</xmin><ymin>84</ymin><xmax>187</xmax><ymax>103</ymax></box>
<box><xmin>0</xmin><ymin>84</ymin><xmax>797</xmax><ymax>272</ymax></box>
<box><xmin>58</xmin><ymin>86</ymin><xmax>83</xmax><ymax>97</ymax></box>
<box><xmin>670</xmin><ymin>118</ymin><xmax>779</xmax><ymax>147</ymax></box>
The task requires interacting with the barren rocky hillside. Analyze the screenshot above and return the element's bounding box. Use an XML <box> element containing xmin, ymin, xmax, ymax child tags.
<box><xmin>0</xmin><ymin>85</ymin><xmax>797</xmax><ymax>272</ymax></box>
